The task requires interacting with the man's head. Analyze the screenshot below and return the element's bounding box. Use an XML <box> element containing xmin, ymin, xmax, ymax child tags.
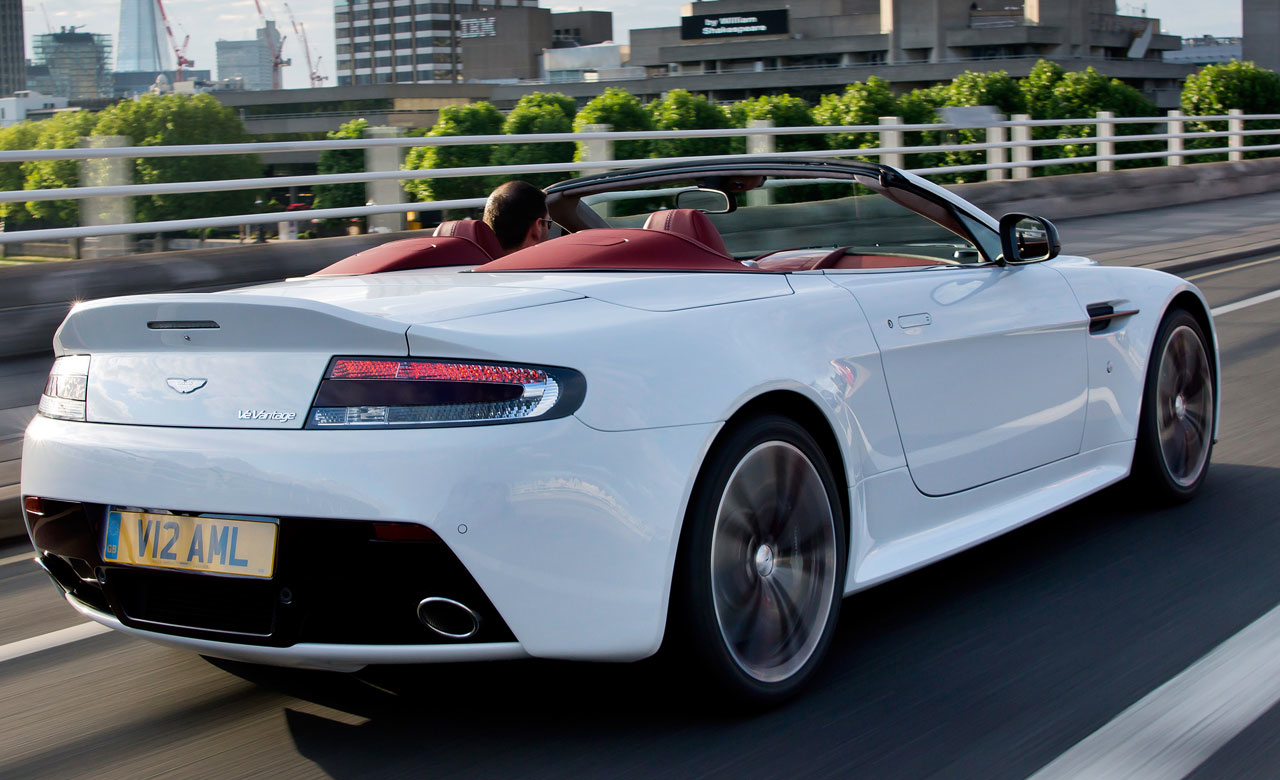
<box><xmin>483</xmin><ymin>180</ymin><xmax>550</xmax><ymax>254</ymax></box>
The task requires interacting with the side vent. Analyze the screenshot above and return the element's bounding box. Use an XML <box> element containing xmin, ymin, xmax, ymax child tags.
<box><xmin>1086</xmin><ymin>303</ymin><xmax>1139</xmax><ymax>334</ymax></box>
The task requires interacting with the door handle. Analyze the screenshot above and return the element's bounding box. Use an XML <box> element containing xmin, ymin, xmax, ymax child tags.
<box><xmin>897</xmin><ymin>313</ymin><xmax>933</xmax><ymax>328</ymax></box>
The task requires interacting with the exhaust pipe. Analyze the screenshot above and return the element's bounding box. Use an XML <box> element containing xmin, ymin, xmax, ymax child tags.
<box><xmin>417</xmin><ymin>597</ymin><xmax>480</xmax><ymax>639</ymax></box>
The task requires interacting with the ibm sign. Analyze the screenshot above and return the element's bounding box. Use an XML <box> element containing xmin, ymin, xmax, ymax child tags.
<box><xmin>459</xmin><ymin>17</ymin><xmax>497</xmax><ymax>38</ymax></box>
<box><xmin>680</xmin><ymin>9</ymin><xmax>789</xmax><ymax>39</ymax></box>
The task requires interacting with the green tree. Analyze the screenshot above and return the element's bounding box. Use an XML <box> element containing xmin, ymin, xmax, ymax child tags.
<box><xmin>312</xmin><ymin>117</ymin><xmax>369</xmax><ymax>212</ymax></box>
<box><xmin>1044</xmin><ymin>66</ymin><xmax>1158</xmax><ymax>174</ymax></box>
<box><xmin>813</xmin><ymin>76</ymin><xmax>899</xmax><ymax>156</ymax></box>
<box><xmin>573</xmin><ymin>87</ymin><xmax>653</xmax><ymax>162</ymax></box>
<box><xmin>896</xmin><ymin>86</ymin><xmax>947</xmax><ymax>172</ymax></box>
<box><xmin>403</xmin><ymin>101</ymin><xmax>504</xmax><ymax>203</ymax></box>
<box><xmin>21</xmin><ymin>110</ymin><xmax>99</xmax><ymax>225</ymax></box>
<box><xmin>1181</xmin><ymin>61</ymin><xmax>1280</xmax><ymax>160</ymax></box>
<box><xmin>648</xmin><ymin>89</ymin><xmax>732</xmax><ymax>158</ymax></box>
<box><xmin>490</xmin><ymin>92</ymin><xmax>577</xmax><ymax>189</ymax></box>
<box><xmin>90</xmin><ymin>93</ymin><xmax>261</xmax><ymax>223</ymax></box>
<box><xmin>0</xmin><ymin>121</ymin><xmax>43</xmax><ymax>226</ymax></box>
<box><xmin>937</xmin><ymin>70</ymin><xmax>1025</xmax><ymax>181</ymax></box>
<box><xmin>727</xmin><ymin>94</ymin><xmax>819</xmax><ymax>154</ymax></box>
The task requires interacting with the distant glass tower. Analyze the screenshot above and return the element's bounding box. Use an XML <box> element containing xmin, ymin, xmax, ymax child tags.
<box><xmin>117</xmin><ymin>0</ymin><xmax>171</xmax><ymax>72</ymax></box>
<box><xmin>0</xmin><ymin>0</ymin><xmax>25</xmax><ymax>96</ymax></box>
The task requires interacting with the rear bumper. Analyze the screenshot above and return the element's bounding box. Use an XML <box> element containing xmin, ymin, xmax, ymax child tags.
<box><xmin>63</xmin><ymin>594</ymin><xmax>528</xmax><ymax>671</ymax></box>
<box><xmin>22</xmin><ymin>414</ymin><xmax>717</xmax><ymax>663</ymax></box>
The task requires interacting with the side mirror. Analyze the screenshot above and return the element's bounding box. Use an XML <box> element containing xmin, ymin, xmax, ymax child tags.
<box><xmin>674</xmin><ymin>188</ymin><xmax>733</xmax><ymax>214</ymax></box>
<box><xmin>998</xmin><ymin>213</ymin><xmax>1061</xmax><ymax>265</ymax></box>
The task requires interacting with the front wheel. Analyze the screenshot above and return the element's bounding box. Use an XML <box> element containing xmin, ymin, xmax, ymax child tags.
<box><xmin>1131</xmin><ymin>309</ymin><xmax>1215</xmax><ymax>503</ymax></box>
<box><xmin>672</xmin><ymin>415</ymin><xmax>846</xmax><ymax>705</ymax></box>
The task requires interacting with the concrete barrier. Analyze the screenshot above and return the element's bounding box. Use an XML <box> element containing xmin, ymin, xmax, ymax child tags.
<box><xmin>2</xmin><ymin>157</ymin><xmax>1280</xmax><ymax>361</ymax></box>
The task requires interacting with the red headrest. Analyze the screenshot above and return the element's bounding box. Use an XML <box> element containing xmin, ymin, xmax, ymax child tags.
<box><xmin>642</xmin><ymin>209</ymin><xmax>730</xmax><ymax>257</ymax></box>
<box><xmin>311</xmin><ymin>237</ymin><xmax>490</xmax><ymax>275</ymax></box>
<box><xmin>433</xmin><ymin>219</ymin><xmax>505</xmax><ymax>259</ymax></box>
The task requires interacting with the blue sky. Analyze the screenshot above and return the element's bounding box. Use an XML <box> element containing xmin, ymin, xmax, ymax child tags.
<box><xmin>25</xmin><ymin>0</ymin><xmax>1243</xmax><ymax>91</ymax></box>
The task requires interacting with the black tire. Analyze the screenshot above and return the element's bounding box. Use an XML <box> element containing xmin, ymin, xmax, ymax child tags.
<box><xmin>670</xmin><ymin>415</ymin><xmax>847</xmax><ymax>705</ymax></box>
<box><xmin>1130</xmin><ymin>309</ymin><xmax>1215</xmax><ymax>503</ymax></box>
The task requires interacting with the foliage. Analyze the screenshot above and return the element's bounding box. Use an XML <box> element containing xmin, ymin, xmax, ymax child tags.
<box><xmin>403</xmin><ymin>101</ymin><xmax>504</xmax><ymax>203</ymax></box>
<box><xmin>647</xmin><ymin>89</ymin><xmax>732</xmax><ymax>159</ymax></box>
<box><xmin>895</xmin><ymin>86</ymin><xmax>947</xmax><ymax>173</ymax></box>
<box><xmin>86</xmin><ymin>94</ymin><xmax>262</xmax><ymax>223</ymax></box>
<box><xmin>312</xmin><ymin>118</ymin><xmax>369</xmax><ymax>212</ymax></box>
<box><xmin>20</xmin><ymin>111</ymin><xmax>99</xmax><ymax>225</ymax></box>
<box><xmin>0</xmin><ymin>121</ymin><xmax>43</xmax><ymax>225</ymax></box>
<box><xmin>813</xmin><ymin>76</ymin><xmax>899</xmax><ymax>157</ymax></box>
<box><xmin>490</xmin><ymin>92</ymin><xmax>577</xmax><ymax>189</ymax></box>
<box><xmin>727</xmin><ymin>95</ymin><xmax>820</xmax><ymax>154</ymax></box>
<box><xmin>573</xmin><ymin>87</ymin><xmax>653</xmax><ymax>161</ymax></box>
<box><xmin>933</xmin><ymin>71</ymin><xmax>1025</xmax><ymax>182</ymax></box>
<box><xmin>1181</xmin><ymin>61</ymin><xmax>1280</xmax><ymax>160</ymax></box>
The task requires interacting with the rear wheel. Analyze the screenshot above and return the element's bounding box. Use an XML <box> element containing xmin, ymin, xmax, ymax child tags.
<box><xmin>1131</xmin><ymin>309</ymin><xmax>1215</xmax><ymax>503</ymax></box>
<box><xmin>672</xmin><ymin>415</ymin><xmax>846</xmax><ymax>705</ymax></box>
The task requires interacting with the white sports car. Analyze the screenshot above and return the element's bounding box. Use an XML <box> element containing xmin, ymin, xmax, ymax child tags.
<box><xmin>21</xmin><ymin>158</ymin><xmax>1218</xmax><ymax>703</ymax></box>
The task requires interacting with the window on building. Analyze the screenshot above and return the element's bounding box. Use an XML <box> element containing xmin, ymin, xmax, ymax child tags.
<box><xmin>336</xmin><ymin>12</ymin><xmax>350</xmax><ymax>23</ymax></box>
<box><xmin>396</xmin><ymin>54</ymin><xmax>414</xmax><ymax>65</ymax></box>
<box><xmin>338</xmin><ymin>75</ymin><xmax>353</xmax><ymax>85</ymax></box>
<box><xmin>376</xmin><ymin>56</ymin><xmax>393</xmax><ymax>66</ymax></box>
<box><xmin>355</xmin><ymin>41</ymin><xmax>370</xmax><ymax>52</ymax></box>
<box><xmin>375</xmin><ymin>39</ymin><xmax>392</xmax><ymax>50</ymax></box>
<box><xmin>337</xmin><ymin>44</ymin><xmax>352</xmax><ymax>54</ymax></box>
<box><xmin>352</xmin><ymin>24</ymin><xmax>370</xmax><ymax>37</ymax></box>
<box><xmin>395</xmin><ymin>22</ymin><xmax>413</xmax><ymax>32</ymax></box>
<box><xmin>356</xmin><ymin>74</ymin><xmax>372</xmax><ymax>84</ymax></box>
<box><xmin>355</xmin><ymin>57</ymin><xmax>372</xmax><ymax>68</ymax></box>
<box><xmin>377</xmin><ymin>72</ymin><xmax>393</xmax><ymax>83</ymax></box>
<box><xmin>374</xmin><ymin>23</ymin><xmax>391</xmax><ymax>34</ymax></box>
<box><xmin>430</xmin><ymin>20</ymin><xmax>453</xmax><ymax>30</ymax></box>
<box><xmin>353</xmin><ymin>9</ymin><xmax>369</xmax><ymax>20</ymax></box>
<box><xmin>373</xmin><ymin>7</ymin><xmax>391</xmax><ymax>18</ymax></box>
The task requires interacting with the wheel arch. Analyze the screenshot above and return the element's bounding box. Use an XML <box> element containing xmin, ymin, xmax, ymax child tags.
<box><xmin>662</xmin><ymin>389</ymin><xmax>852</xmax><ymax>646</ymax></box>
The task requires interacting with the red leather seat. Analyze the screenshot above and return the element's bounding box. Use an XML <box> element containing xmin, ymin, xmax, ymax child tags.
<box><xmin>311</xmin><ymin>237</ymin><xmax>491</xmax><ymax>275</ymax></box>
<box><xmin>433</xmin><ymin>219</ymin><xmax>505</xmax><ymax>259</ymax></box>
<box><xmin>642</xmin><ymin>209</ymin><xmax>731</xmax><ymax>257</ymax></box>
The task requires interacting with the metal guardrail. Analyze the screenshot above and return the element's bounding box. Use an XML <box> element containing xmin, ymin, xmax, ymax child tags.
<box><xmin>1</xmin><ymin>112</ymin><xmax>1277</xmax><ymax>245</ymax></box>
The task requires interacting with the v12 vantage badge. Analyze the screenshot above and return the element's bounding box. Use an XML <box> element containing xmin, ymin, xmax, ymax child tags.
<box><xmin>237</xmin><ymin>409</ymin><xmax>297</xmax><ymax>423</ymax></box>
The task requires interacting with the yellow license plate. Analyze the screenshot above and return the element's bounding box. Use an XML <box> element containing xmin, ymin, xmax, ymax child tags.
<box><xmin>103</xmin><ymin>509</ymin><xmax>277</xmax><ymax>578</ymax></box>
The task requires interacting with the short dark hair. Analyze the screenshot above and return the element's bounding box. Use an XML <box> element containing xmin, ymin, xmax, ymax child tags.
<box><xmin>483</xmin><ymin>181</ymin><xmax>547</xmax><ymax>251</ymax></box>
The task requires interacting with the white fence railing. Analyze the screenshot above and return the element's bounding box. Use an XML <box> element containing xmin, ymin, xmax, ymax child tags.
<box><xmin>1</xmin><ymin>111</ymin><xmax>1278</xmax><ymax>246</ymax></box>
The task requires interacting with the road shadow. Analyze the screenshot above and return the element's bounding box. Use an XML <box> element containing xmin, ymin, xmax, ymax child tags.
<box><xmin>207</xmin><ymin>462</ymin><xmax>1280</xmax><ymax>780</ymax></box>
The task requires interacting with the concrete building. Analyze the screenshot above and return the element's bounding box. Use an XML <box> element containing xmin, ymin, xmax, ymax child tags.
<box><xmin>113</xmin><ymin>69</ymin><xmax>213</xmax><ymax>98</ymax></box>
<box><xmin>1243</xmin><ymin>0</ymin><xmax>1280</xmax><ymax>74</ymax></box>
<box><xmin>0</xmin><ymin>0</ymin><xmax>25</xmax><ymax>97</ymax></box>
<box><xmin>333</xmin><ymin>0</ymin><xmax>612</xmax><ymax>85</ymax></box>
<box><xmin>216</xmin><ymin>21</ymin><xmax>284</xmax><ymax>91</ymax></box>
<box><xmin>456</xmin><ymin>8</ymin><xmax>613</xmax><ymax>82</ymax></box>
<box><xmin>543</xmin><ymin>42</ymin><xmax>637</xmax><ymax>83</ymax></box>
<box><xmin>29</xmin><ymin>29</ymin><xmax>114</xmax><ymax>101</ymax></box>
<box><xmin>1164</xmin><ymin>36</ymin><xmax>1243</xmax><ymax>66</ymax></box>
<box><xmin>116</xmin><ymin>0</ymin><xmax>171</xmax><ymax>72</ymax></box>
<box><xmin>627</xmin><ymin>0</ymin><xmax>1189</xmax><ymax>106</ymax></box>
<box><xmin>0</xmin><ymin>90</ymin><xmax>69</xmax><ymax>127</ymax></box>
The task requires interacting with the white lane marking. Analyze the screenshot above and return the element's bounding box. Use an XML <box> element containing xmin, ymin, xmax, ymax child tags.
<box><xmin>1211</xmin><ymin>288</ymin><xmax>1280</xmax><ymax>317</ymax></box>
<box><xmin>0</xmin><ymin>622</ymin><xmax>112</xmax><ymax>664</ymax></box>
<box><xmin>1187</xmin><ymin>255</ymin><xmax>1280</xmax><ymax>281</ymax></box>
<box><xmin>0</xmin><ymin>551</ymin><xmax>35</xmax><ymax>568</ymax></box>
<box><xmin>1027</xmin><ymin>602</ymin><xmax>1280</xmax><ymax>780</ymax></box>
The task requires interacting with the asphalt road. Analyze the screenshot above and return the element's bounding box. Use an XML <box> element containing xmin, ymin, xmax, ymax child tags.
<box><xmin>1</xmin><ymin>253</ymin><xmax>1278</xmax><ymax>779</ymax></box>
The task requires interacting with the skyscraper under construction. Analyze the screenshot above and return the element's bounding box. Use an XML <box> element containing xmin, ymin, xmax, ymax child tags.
<box><xmin>117</xmin><ymin>0</ymin><xmax>171</xmax><ymax>72</ymax></box>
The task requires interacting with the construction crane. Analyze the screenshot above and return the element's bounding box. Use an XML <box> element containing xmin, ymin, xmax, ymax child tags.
<box><xmin>154</xmin><ymin>0</ymin><xmax>194</xmax><ymax>81</ymax></box>
<box><xmin>283</xmin><ymin>2</ymin><xmax>328</xmax><ymax>88</ymax></box>
<box><xmin>252</xmin><ymin>0</ymin><xmax>291</xmax><ymax>90</ymax></box>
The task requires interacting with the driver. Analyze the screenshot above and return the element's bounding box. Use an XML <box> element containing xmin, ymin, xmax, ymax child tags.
<box><xmin>483</xmin><ymin>180</ymin><xmax>552</xmax><ymax>255</ymax></box>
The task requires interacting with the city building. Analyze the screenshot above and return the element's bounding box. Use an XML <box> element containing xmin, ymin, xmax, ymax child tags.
<box><xmin>1243</xmin><ymin>0</ymin><xmax>1279</xmax><ymax>73</ymax></box>
<box><xmin>332</xmin><ymin>0</ymin><xmax>613</xmax><ymax>85</ymax></box>
<box><xmin>0</xmin><ymin>90</ymin><xmax>69</xmax><ymax>127</ymax></box>
<box><xmin>1164</xmin><ymin>36</ymin><xmax>1243</xmax><ymax>66</ymax></box>
<box><xmin>113</xmin><ymin>69</ymin><xmax>213</xmax><ymax>98</ymax></box>
<box><xmin>216</xmin><ymin>21</ymin><xmax>285</xmax><ymax>91</ymax></box>
<box><xmin>543</xmin><ymin>41</ymin><xmax>637</xmax><ymax>83</ymax></box>
<box><xmin>624</xmin><ymin>0</ymin><xmax>1190</xmax><ymax>106</ymax></box>
<box><xmin>0</xmin><ymin>0</ymin><xmax>25</xmax><ymax>97</ymax></box>
<box><xmin>116</xmin><ymin>0</ymin><xmax>171</xmax><ymax>72</ymax></box>
<box><xmin>457</xmin><ymin>8</ymin><xmax>613</xmax><ymax>81</ymax></box>
<box><xmin>28</xmin><ymin>29</ymin><xmax>114</xmax><ymax>101</ymax></box>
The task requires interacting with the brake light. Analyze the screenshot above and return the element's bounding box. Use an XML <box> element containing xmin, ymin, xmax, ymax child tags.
<box><xmin>38</xmin><ymin>355</ymin><xmax>90</xmax><ymax>422</ymax></box>
<box><xmin>306</xmin><ymin>357</ymin><xmax>585</xmax><ymax>429</ymax></box>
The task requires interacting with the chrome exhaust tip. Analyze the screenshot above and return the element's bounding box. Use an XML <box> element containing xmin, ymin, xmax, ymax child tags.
<box><xmin>417</xmin><ymin>597</ymin><xmax>480</xmax><ymax>639</ymax></box>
